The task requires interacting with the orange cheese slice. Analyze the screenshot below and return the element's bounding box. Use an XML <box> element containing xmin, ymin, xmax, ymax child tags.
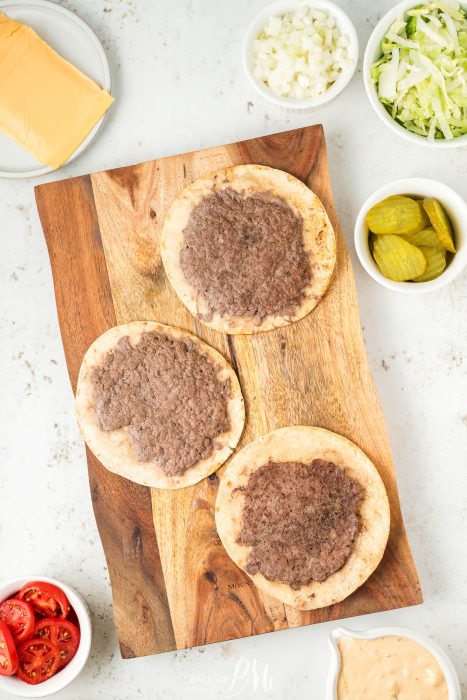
<box><xmin>0</xmin><ymin>12</ymin><xmax>114</xmax><ymax>169</ymax></box>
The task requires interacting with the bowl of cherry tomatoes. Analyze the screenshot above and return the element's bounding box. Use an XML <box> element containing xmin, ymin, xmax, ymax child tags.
<box><xmin>0</xmin><ymin>577</ymin><xmax>91</xmax><ymax>697</ymax></box>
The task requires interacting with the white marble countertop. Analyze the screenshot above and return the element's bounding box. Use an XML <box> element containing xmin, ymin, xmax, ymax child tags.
<box><xmin>0</xmin><ymin>0</ymin><xmax>466</xmax><ymax>698</ymax></box>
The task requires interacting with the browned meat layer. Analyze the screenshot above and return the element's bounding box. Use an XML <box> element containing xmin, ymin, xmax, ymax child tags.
<box><xmin>237</xmin><ymin>460</ymin><xmax>362</xmax><ymax>586</ymax></box>
<box><xmin>91</xmin><ymin>332</ymin><xmax>231</xmax><ymax>476</ymax></box>
<box><xmin>180</xmin><ymin>188</ymin><xmax>310</xmax><ymax>323</ymax></box>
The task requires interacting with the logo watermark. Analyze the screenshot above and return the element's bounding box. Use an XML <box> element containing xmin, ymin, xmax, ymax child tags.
<box><xmin>184</xmin><ymin>656</ymin><xmax>279</xmax><ymax>698</ymax></box>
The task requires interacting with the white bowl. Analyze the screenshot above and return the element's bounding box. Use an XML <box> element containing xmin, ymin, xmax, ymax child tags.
<box><xmin>364</xmin><ymin>0</ymin><xmax>467</xmax><ymax>148</ymax></box>
<box><xmin>355</xmin><ymin>178</ymin><xmax>467</xmax><ymax>293</ymax></box>
<box><xmin>242</xmin><ymin>0</ymin><xmax>359</xmax><ymax>109</ymax></box>
<box><xmin>0</xmin><ymin>576</ymin><xmax>92</xmax><ymax>697</ymax></box>
<box><xmin>326</xmin><ymin>626</ymin><xmax>461</xmax><ymax>699</ymax></box>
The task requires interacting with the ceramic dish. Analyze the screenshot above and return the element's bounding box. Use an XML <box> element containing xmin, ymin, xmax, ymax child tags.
<box><xmin>243</xmin><ymin>0</ymin><xmax>358</xmax><ymax>109</ymax></box>
<box><xmin>355</xmin><ymin>178</ymin><xmax>467</xmax><ymax>293</ymax></box>
<box><xmin>364</xmin><ymin>0</ymin><xmax>467</xmax><ymax>148</ymax></box>
<box><xmin>327</xmin><ymin>626</ymin><xmax>461</xmax><ymax>700</ymax></box>
<box><xmin>0</xmin><ymin>576</ymin><xmax>92</xmax><ymax>698</ymax></box>
<box><xmin>0</xmin><ymin>0</ymin><xmax>112</xmax><ymax>179</ymax></box>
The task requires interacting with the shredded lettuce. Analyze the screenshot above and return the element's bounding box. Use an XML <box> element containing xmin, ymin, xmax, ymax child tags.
<box><xmin>371</xmin><ymin>1</ymin><xmax>467</xmax><ymax>139</ymax></box>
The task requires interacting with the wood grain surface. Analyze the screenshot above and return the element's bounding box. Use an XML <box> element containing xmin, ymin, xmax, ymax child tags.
<box><xmin>35</xmin><ymin>125</ymin><xmax>422</xmax><ymax>658</ymax></box>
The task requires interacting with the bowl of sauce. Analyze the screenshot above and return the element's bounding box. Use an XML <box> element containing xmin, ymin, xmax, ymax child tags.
<box><xmin>327</xmin><ymin>627</ymin><xmax>461</xmax><ymax>700</ymax></box>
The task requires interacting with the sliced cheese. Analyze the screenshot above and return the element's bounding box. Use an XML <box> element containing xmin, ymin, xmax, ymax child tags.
<box><xmin>0</xmin><ymin>12</ymin><xmax>114</xmax><ymax>169</ymax></box>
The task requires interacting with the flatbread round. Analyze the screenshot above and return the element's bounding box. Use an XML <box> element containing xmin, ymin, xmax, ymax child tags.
<box><xmin>160</xmin><ymin>164</ymin><xmax>336</xmax><ymax>334</ymax></box>
<box><xmin>76</xmin><ymin>321</ymin><xmax>245</xmax><ymax>489</ymax></box>
<box><xmin>215</xmin><ymin>426</ymin><xmax>390</xmax><ymax>610</ymax></box>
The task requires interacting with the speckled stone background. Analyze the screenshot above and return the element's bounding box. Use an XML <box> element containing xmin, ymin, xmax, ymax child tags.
<box><xmin>0</xmin><ymin>0</ymin><xmax>466</xmax><ymax>698</ymax></box>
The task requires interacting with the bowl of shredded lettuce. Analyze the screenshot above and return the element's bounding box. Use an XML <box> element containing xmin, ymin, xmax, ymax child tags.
<box><xmin>364</xmin><ymin>0</ymin><xmax>467</xmax><ymax>146</ymax></box>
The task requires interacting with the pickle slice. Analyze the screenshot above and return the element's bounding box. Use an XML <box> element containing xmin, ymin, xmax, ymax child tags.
<box><xmin>413</xmin><ymin>246</ymin><xmax>446</xmax><ymax>283</ymax></box>
<box><xmin>417</xmin><ymin>200</ymin><xmax>426</xmax><ymax>222</ymax></box>
<box><xmin>404</xmin><ymin>228</ymin><xmax>445</xmax><ymax>249</ymax></box>
<box><xmin>366</xmin><ymin>195</ymin><xmax>427</xmax><ymax>235</ymax></box>
<box><xmin>373</xmin><ymin>234</ymin><xmax>427</xmax><ymax>281</ymax></box>
<box><xmin>422</xmin><ymin>199</ymin><xmax>456</xmax><ymax>253</ymax></box>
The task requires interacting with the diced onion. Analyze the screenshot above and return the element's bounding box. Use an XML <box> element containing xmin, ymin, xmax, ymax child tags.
<box><xmin>252</xmin><ymin>6</ymin><xmax>352</xmax><ymax>100</ymax></box>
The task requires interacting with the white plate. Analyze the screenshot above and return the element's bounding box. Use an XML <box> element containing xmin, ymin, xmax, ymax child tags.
<box><xmin>0</xmin><ymin>0</ymin><xmax>112</xmax><ymax>179</ymax></box>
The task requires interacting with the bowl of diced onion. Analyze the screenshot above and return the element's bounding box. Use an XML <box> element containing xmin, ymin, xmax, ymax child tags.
<box><xmin>243</xmin><ymin>0</ymin><xmax>359</xmax><ymax>109</ymax></box>
<box><xmin>364</xmin><ymin>0</ymin><xmax>467</xmax><ymax>147</ymax></box>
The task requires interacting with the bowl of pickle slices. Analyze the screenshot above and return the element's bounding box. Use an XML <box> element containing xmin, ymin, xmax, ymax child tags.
<box><xmin>355</xmin><ymin>178</ymin><xmax>467</xmax><ymax>293</ymax></box>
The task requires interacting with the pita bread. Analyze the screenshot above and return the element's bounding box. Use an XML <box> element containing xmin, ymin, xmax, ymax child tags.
<box><xmin>160</xmin><ymin>164</ymin><xmax>336</xmax><ymax>334</ymax></box>
<box><xmin>76</xmin><ymin>321</ymin><xmax>245</xmax><ymax>489</ymax></box>
<box><xmin>215</xmin><ymin>426</ymin><xmax>390</xmax><ymax>610</ymax></box>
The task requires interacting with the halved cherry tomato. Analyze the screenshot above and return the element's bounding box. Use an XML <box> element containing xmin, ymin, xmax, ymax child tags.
<box><xmin>67</xmin><ymin>605</ymin><xmax>80</xmax><ymax>630</ymax></box>
<box><xmin>17</xmin><ymin>638</ymin><xmax>60</xmax><ymax>685</ymax></box>
<box><xmin>0</xmin><ymin>598</ymin><xmax>35</xmax><ymax>643</ymax></box>
<box><xmin>0</xmin><ymin>619</ymin><xmax>18</xmax><ymax>676</ymax></box>
<box><xmin>18</xmin><ymin>582</ymin><xmax>70</xmax><ymax>619</ymax></box>
<box><xmin>34</xmin><ymin>618</ymin><xmax>80</xmax><ymax>669</ymax></box>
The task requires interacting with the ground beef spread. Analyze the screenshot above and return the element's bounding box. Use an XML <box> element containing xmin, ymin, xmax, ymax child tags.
<box><xmin>91</xmin><ymin>332</ymin><xmax>231</xmax><ymax>476</ymax></box>
<box><xmin>237</xmin><ymin>460</ymin><xmax>362</xmax><ymax>587</ymax></box>
<box><xmin>179</xmin><ymin>188</ymin><xmax>311</xmax><ymax>323</ymax></box>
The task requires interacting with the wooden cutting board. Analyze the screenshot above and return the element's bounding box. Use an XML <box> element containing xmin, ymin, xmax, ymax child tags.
<box><xmin>35</xmin><ymin>125</ymin><xmax>422</xmax><ymax>659</ymax></box>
